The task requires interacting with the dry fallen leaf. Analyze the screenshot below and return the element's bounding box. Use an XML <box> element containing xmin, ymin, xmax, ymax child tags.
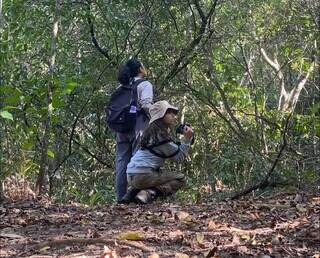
<box><xmin>176</xmin><ymin>211</ymin><xmax>192</xmax><ymax>222</ymax></box>
<box><xmin>296</xmin><ymin>204</ymin><xmax>307</xmax><ymax>213</ymax></box>
<box><xmin>169</xmin><ymin>229</ymin><xmax>184</xmax><ymax>244</ymax></box>
<box><xmin>208</xmin><ymin>220</ymin><xmax>217</xmax><ymax>230</ymax></box>
<box><xmin>240</xmin><ymin>234</ymin><xmax>251</xmax><ymax>241</ymax></box>
<box><xmin>237</xmin><ymin>245</ymin><xmax>249</xmax><ymax>253</ymax></box>
<box><xmin>118</xmin><ymin>231</ymin><xmax>144</xmax><ymax>241</ymax></box>
<box><xmin>232</xmin><ymin>234</ymin><xmax>241</xmax><ymax>245</ymax></box>
<box><xmin>148</xmin><ymin>254</ymin><xmax>160</xmax><ymax>258</ymax></box>
<box><xmin>175</xmin><ymin>252</ymin><xmax>189</xmax><ymax>258</ymax></box>
<box><xmin>100</xmin><ymin>245</ymin><xmax>117</xmax><ymax>258</ymax></box>
<box><xmin>194</xmin><ymin>232</ymin><xmax>205</xmax><ymax>248</ymax></box>
<box><xmin>196</xmin><ymin>232</ymin><xmax>204</xmax><ymax>244</ymax></box>
<box><xmin>39</xmin><ymin>246</ymin><xmax>51</xmax><ymax>251</ymax></box>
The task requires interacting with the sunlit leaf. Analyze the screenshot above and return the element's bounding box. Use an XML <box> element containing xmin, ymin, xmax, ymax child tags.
<box><xmin>64</xmin><ymin>81</ymin><xmax>78</xmax><ymax>94</ymax></box>
<box><xmin>47</xmin><ymin>150</ymin><xmax>55</xmax><ymax>158</ymax></box>
<box><xmin>0</xmin><ymin>110</ymin><xmax>13</xmax><ymax>120</ymax></box>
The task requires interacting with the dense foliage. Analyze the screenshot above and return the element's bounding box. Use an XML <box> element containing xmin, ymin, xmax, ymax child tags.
<box><xmin>1</xmin><ymin>0</ymin><xmax>319</xmax><ymax>203</ymax></box>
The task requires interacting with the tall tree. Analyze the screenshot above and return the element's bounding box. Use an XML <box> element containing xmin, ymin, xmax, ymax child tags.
<box><xmin>35</xmin><ymin>0</ymin><xmax>62</xmax><ymax>195</ymax></box>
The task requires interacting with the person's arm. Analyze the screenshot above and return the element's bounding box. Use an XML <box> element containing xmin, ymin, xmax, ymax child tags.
<box><xmin>137</xmin><ymin>81</ymin><xmax>153</xmax><ymax>114</ymax></box>
<box><xmin>153</xmin><ymin>136</ymin><xmax>192</xmax><ymax>163</ymax></box>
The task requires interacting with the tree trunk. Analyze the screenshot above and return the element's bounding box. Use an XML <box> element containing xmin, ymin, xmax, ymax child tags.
<box><xmin>0</xmin><ymin>0</ymin><xmax>3</xmax><ymax>23</ymax></box>
<box><xmin>35</xmin><ymin>0</ymin><xmax>61</xmax><ymax>195</ymax></box>
<box><xmin>0</xmin><ymin>0</ymin><xmax>3</xmax><ymax>21</ymax></box>
<box><xmin>260</xmin><ymin>48</ymin><xmax>315</xmax><ymax>113</ymax></box>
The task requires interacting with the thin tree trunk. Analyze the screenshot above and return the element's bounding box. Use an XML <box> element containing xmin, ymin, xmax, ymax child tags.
<box><xmin>48</xmin><ymin>126</ymin><xmax>62</xmax><ymax>196</ymax></box>
<box><xmin>0</xmin><ymin>0</ymin><xmax>3</xmax><ymax>23</ymax></box>
<box><xmin>35</xmin><ymin>0</ymin><xmax>61</xmax><ymax>195</ymax></box>
<box><xmin>0</xmin><ymin>0</ymin><xmax>3</xmax><ymax>24</ymax></box>
<box><xmin>260</xmin><ymin>47</ymin><xmax>315</xmax><ymax>113</ymax></box>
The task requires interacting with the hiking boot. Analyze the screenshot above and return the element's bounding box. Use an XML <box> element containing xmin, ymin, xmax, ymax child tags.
<box><xmin>135</xmin><ymin>189</ymin><xmax>156</xmax><ymax>204</ymax></box>
<box><xmin>118</xmin><ymin>187</ymin><xmax>140</xmax><ymax>204</ymax></box>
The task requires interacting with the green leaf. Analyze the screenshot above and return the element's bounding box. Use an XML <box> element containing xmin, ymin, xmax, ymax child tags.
<box><xmin>2</xmin><ymin>106</ymin><xmax>20</xmax><ymax>110</ymax></box>
<box><xmin>21</xmin><ymin>140</ymin><xmax>34</xmax><ymax>150</ymax></box>
<box><xmin>0</xmin><ymin>110</ymin><xmax>13</xmax><ymax>120</ymax></box>
<box><xmin>52</xmin><ymin>94</ymin><xmax>64</xmax><ymax>108</ymax></box>
<box><xmin>64</xmin><ymin>82</ymin><xmax>78</xmax><ymax>94</ymax></box>
<box><xmin>47</xmin><ymin>150</ymin><xmax>55</xmax><ymax>158</ymax></box>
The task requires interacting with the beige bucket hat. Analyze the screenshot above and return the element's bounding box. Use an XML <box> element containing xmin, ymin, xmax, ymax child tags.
<box><xmin>149</xmin><ymin>100</ymin><xmax>179</xmax><ymax>124</ymax></box>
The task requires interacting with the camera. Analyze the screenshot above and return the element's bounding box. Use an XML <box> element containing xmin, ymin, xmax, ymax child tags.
<box><xmin>176</xmin><ymin>123</ymin><xmax>195</xmax><ymax>145</ymax></box>
<box><xmin>175</xmin><ymin>123</ymin><xmax>191</xmax><ymax>135</ymax></box>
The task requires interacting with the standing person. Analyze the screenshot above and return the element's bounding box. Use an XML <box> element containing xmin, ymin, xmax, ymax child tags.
<box><xmin>114</xmin><ymin>58</ymin><xmax>153</xmax><ymax>203</ymax></box>
<box><xmin>121</xmin><ymin>100</ymin><xmax>194</xmax><ymax>204</ymax></box>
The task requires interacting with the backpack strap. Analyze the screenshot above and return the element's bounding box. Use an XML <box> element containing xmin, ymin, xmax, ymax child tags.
<box><xmin>144</xmin><ymin>140</ymin><xmax>181</xmax><ymax>159</ymax></box>
<box><xmin>119</xmin><ymin>79</ymin><xmax>145</xmax><ymax>102</ymax></box>
<box><xmin>131</xmin><ymin>78</ymin><xmax>146</xmax><ymax>106</ymax></box>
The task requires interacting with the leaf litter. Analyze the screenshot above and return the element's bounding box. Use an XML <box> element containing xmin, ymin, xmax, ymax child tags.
<box><xmin>0</xmin><ymin>192</ymin><xmax>319</xmax><ymax>257</ymax></box>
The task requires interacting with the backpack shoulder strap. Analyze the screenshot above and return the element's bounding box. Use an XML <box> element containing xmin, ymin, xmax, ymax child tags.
<box><xmin>144</xmin><ymin>140</ymin><xmax>181</xmax><ymax>159</ymax></box>
<box><xmin>131</xmin><ymin>78</ymin><xmax>146</xmax><ymax>105</ymax></box>
<box><xmin>132</xmin><ymin>78</ymin><xmax>146</xmax><ymax>85</ymax></box>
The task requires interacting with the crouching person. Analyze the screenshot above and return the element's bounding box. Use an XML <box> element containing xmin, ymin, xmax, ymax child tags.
<box><xmin>120</xmin><ymin>100</ymin><xmax>194</xmax><ymax>204</ymax></box>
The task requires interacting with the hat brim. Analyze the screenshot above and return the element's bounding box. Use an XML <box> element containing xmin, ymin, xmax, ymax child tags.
<box><xmin>166</xmin><ymin>108</ymin><xmax>179</xmax><ymax>114</ymax></box>
<box><xmin>149</xmin><ymin>104</ymin><xmax>179</xmax><ymax>124</ymax></box>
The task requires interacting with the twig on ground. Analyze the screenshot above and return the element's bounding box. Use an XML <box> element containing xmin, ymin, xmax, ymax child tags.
<box><xmin>28</xmin><ymin>238</ymin><xmax>154</xmax><ymax>252</ymax></box>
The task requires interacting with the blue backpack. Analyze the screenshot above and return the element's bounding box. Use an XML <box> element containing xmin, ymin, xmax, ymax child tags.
<box><xmin>106</xmin><ymin>79</ymin><xmax>145</xmax><ymax>133</ymax></box>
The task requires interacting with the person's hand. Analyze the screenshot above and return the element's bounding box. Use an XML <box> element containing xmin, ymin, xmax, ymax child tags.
<box><xmin>183</xmin><ymin>125</ymin><xmax>194</xmax><ymax>140</ymax></box>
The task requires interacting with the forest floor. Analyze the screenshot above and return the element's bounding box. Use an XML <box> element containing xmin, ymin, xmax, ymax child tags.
<box><xmin>0</xmin><ymin>191</ymin><xmax>319</xmax><ymax>258</ymax></box>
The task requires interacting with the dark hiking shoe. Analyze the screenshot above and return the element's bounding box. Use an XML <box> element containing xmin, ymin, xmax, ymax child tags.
<box><xmin>135</xmin><ymin>189</ymin><xmax>156</xmax><ymax>204</ymax></box>
<box><xmin>118</xmin><ymin>187</ymin><xmax>140</xmax><ymax>204</ymax></box>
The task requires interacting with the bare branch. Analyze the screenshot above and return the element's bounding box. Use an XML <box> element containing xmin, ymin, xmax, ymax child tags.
<box><xmin>29</xmin><ymin>238</ymin><xmax>154</xmax><ymax>252</ymax></box>
<box><xmin>231</xmin><ymin>113</ymin><xmax>292</xmax><ymax>200</ymax></box>
<box><xmin>119</xmin><ymin>1</ymin><xmax>155</xmax><ymax>58</ymax></box>
<box><xmin>163</xmin><ymin>0</ymin><xmax>179</xmax><ymax>32</ymax></box>
<box><xmin>162</xmin><ymin>0</ymin><xmax>219</xmax><ymax>84</ymax></box>
<box><xmin>87</xmin><ymin>16</ymin><xmax>112</xmax><ymax>61</ymax></box>
<box><xmin>293</xmin><ymin>61</ymin><xmax>316</xmax><ymax>94</ymax></box>
<box><xmin>260</xmin><ymin>48</ymin><xmax>281</xmax><ymax>74</ymax></box>
<box><xmin>194</xmin><ymin>0</ymin><xmax>206</xmax><ymax>23</ymax></box>
<box><xmin>185</xmin><ymin>82</ymin><xmax>245</xmax><ymax>142</ymax></box>
<box><xmin>286</xmin><ymin>60</ymin><xmax>316</xmax><ymax>111</ymax></box>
